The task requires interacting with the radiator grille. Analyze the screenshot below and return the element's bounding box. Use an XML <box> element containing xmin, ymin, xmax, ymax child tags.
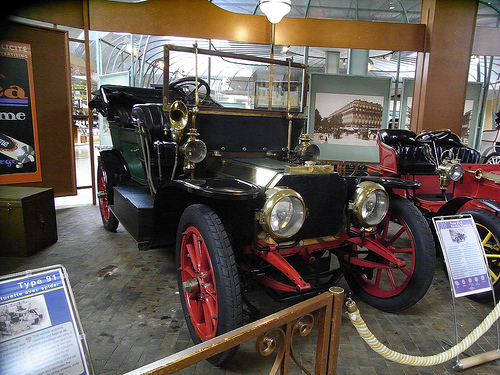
<box><xmin>277</xmin><ymin>173</ymin><xmax>347</xmax><ymax>239</ymax></box>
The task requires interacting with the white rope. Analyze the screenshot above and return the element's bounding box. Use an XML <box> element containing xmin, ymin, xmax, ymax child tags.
<box><xmin>346</xmin><ymin>299</ymin><xmax>500</xmax><ymax>366</ymax></box>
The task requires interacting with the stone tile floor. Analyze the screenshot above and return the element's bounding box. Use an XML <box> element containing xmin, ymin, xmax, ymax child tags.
<box><xmin>1</xmin><ymin>204</ymin><xmax>499</xmax><ymax>374</ymax></box>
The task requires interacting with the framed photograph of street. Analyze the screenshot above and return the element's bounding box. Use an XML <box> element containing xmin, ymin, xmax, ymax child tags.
<box><xmin>400</xmin><ymin>79</ymin><xmax>482</xmax><ymax>147</ymax></box>
<box><xmin>308</xmin><ymin>73</ymin><xmax>391</xmax><ymax>162</ymax></box>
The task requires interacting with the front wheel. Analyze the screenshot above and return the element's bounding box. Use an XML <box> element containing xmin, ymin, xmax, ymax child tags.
<box><xmin>343</xmin><ymin>195</ymin><xmax>436</xmax><ymax>312</ymax></box>
<box><xmin>176</xmin><ymin>204</ymin><xmax>242</xmax><ymax>366</ymax></box>
<box><xmin>459</xmin><ymin>209</ymin><xmax>500</xmax><ymax>302</ymax></box>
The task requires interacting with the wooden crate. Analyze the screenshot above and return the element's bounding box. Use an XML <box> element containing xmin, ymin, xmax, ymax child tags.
<box><xmin>0</xmin><ymin>186</ymin><xmax>58</xmax><ymax>257</ymax></box>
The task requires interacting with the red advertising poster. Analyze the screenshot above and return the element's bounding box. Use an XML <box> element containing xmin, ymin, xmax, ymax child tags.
<box><xmin>0</xmin><ymin>41</ymin><xmax>41</xmax><ymax>184</ymax></box>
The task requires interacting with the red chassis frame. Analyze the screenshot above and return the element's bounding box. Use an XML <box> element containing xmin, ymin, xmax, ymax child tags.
<box><xmin>242</xmin><ymin>225</ymin><xmax>409</xmax><ymax>294</ymax></box>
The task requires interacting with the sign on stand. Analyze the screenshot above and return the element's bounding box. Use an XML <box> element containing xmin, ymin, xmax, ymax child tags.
<box><xmin>0</xmin><ymin>265</ymin><xmax>94</xmax><ymax>375</ymax></box>
<box><xmin>433</xmin><ymin>214</ymin><xmax>492</xmax><ymax>298</ymax></box>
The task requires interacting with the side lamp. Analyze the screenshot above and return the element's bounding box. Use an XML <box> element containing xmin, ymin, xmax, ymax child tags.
<box><xmin>181</xmin><ymin>129</ymin><xmax>207</xmax><ymax>171</ymax></box>
<box><xmin>436</xmin><ymin>150</ymin><xmax>464</xmax><ymax>192</ymax></box>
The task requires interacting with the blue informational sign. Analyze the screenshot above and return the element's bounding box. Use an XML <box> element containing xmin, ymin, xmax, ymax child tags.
<box><xmin>0</xmin><ymin>265</ymin><xmax>93</xmax><ymax>375</ymax></box>
<box><xmin>433</xmin><ymin>215</ymin><xmax>493</xmax><ymax>298</ymax></box>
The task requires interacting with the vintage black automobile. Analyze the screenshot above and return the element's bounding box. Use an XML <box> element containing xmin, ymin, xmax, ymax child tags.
<box><xmin>90</xmin><ymin>45</ymin><xmax>435</xmax><ymax>365</ymax></box>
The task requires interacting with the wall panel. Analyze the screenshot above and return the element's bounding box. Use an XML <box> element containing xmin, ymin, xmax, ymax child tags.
<box><xmin>0</xmin><ymin>22</ymin><xmax>75</xmax><ymax>196</ymax></box>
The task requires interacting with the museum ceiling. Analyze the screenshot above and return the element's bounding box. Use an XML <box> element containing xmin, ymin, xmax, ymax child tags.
<box><xmin>58</xmin><ymin>0</ymin><xmax>500</xmax><ymax>95</ymax></box>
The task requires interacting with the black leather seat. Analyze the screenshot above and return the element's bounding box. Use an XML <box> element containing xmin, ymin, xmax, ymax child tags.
<box><xmin>432</xmin><ymin>132</ymin><xmax>481</xmax><ymax>164</ymax></box>
<box><xmin>131</xmin><ymin>104</ymin><xmax>177</xmax><ymax>170</ymax></box>
<box><xmin>131</xmin><ymin>103</ymin><xmax>170</xmax><ymax>142</ymax></box>
<box><xmin>379</xmin><ymin>129</ymin><xmax>435</xmax><ymax>174</ymax></box>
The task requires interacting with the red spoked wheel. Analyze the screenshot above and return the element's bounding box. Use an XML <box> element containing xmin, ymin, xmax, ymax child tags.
<box><xmin>343</xmin><ymin>195</ymin><xmax>435</xmax><ymax>312</ymax></box>
<box><xmin>179</xmin><ymin>225</ymin><xmax>219</xmax><ymax>341</ymax></box>
<box><xmin>176</xmin><ymin>204</ymin><xmax>242</xmax><ymax>366</ymax></box>
<box><xmin>97</xmin><ymin>162</ymin><xmax>119</xmax><ymax>232</ymax></box>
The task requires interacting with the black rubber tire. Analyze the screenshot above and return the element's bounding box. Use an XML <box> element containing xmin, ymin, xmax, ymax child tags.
<box><xmin>97</xmin><ymin>162</ymin><xmax>119</xmax><ymax>232</ymax></box>
<box><xmin>344</xmin><ymin>195</ymin><xmax>436</xmax><ymax>312</ymax></box>
<box><xmin>485</xmin><ymin>152</ymin><xmax>500</xmax><ymax>164</ymax></box>
<box><xmin>176</xmin><ymin>204</ymin><xmax>243</xmax><ymax>366</ymax></box>
<box><xmin>459</xmin><ymin>209</ymin><xmax>500</xmax><ymax>302</ymax></box>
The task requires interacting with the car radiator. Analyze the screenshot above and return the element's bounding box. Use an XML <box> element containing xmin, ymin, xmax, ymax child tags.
<box><xmin>277</xmin><ymin>173</ymin><xmax>347</xmax><ymax>239</ymax></box>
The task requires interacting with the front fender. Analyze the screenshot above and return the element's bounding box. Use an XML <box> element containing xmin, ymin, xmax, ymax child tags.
<box><xmin>98</xmin><ymin>148</ymin><xmax>130</xmax><ymax>204</ymax></box>
<box><xmin>161</xmin><ymin>178</ymin><xmax>263</xmax><ymax>200</ymax></box>
<box><xmin>147</xmin><ymin>178</ymin><xmax>263</xmax><ymax>249</ymax></box>
<box><xmin>345</xmin><ymin>176</ymin><xmax>421</xmax><ymax>195</ymax></box>
<box><xmin>436</xmin><ymin>196</ymin><xmax>500</xmax><ymax>216</ymax></box>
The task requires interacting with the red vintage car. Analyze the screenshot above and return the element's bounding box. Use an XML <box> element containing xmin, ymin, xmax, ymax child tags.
<box><xmin>369</xmin><ymin>129</ymin><xmax>500</xmax><ymax>301</ymax></box>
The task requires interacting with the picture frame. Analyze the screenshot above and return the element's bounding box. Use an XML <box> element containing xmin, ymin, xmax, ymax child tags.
<box><xmin>308</xmin><ymin>73</ymin><xmax>392</xmax><ymax>162</ymax></box>
<box><xmin>400</xmin><ymin>78</ymin><xmax>483</xmax><ymax>148</ymax></box>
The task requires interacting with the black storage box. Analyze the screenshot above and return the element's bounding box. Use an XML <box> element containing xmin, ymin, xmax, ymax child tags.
<box><xmin>112</xmin><ymin>186</ymin><xmax>154</xmax><ymax>244</ymax></box>
<box><xmin>0</xmin><ymin>186</ymin><xmax>58</xmax><ymax>256</ymax></box>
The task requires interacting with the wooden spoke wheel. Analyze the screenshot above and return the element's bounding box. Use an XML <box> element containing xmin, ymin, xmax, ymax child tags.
<box><xmin>176</xmin><ymin>204</ymin><xmax>242</xmax><ymax>366</ymax></box>
<box><xmin>344</xmin><ymin>195</ymin><xmax>436</xmax><ymax>312</ymax></box>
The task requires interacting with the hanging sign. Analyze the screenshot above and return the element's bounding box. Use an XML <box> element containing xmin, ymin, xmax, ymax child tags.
<box><xmin>433</xmin><ymin>214</ymin><xmax>492</xmax><ymax>298</ymax></box>
<box><xmin>0</xmin><ymin>265</ymin><xmax>94</xmax><ymax>375</ymax></box>
<box><xmin>0</xmin><ymin>41</ymin><xmax>41</xmax><ymax>184</ymax></box>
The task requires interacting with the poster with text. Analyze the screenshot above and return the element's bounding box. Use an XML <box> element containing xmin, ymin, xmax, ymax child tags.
<box><xmin>0</xmin><ymin>41</ymin><xmax>41</xmax><ymax>184</ymax></box>
<box><xmin>0</xmin><ymin>266</ymin><xmax>92</xmax><ymax>375</ymax></box>
<box><xmin>433</xmin><ymin>215</ymin><xmax>492</xmax><ymax>298</ymax></box>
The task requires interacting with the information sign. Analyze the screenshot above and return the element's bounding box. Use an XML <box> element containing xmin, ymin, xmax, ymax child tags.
<box><xmin>433</xmin><ymin>215</ymin><xmax>492</xmax><ymax>298</ymax></box>
<box><xmin>0</xmin><ymin>265</ymin><xmax>93</xmax><ymax>375</ymax></box>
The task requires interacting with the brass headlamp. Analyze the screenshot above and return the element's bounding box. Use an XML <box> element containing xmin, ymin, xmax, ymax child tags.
<box><xmin>181</xmin><ymin>127</ymin><xmax>207</xmax><ymax>171</ymax></box>
<box><xmin>436</xmin><ymin>150</ymin><xmax>464</xmax><ymax>192</ymax></box>
<box><xmin>294</xmin><ymin>133</ymin><xmax>320</xmax><ymax>162</ymax></box>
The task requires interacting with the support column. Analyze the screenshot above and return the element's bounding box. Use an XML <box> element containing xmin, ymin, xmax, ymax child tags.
<box><xmin>325</xmin><ymin>50</ymin><xmax>340</xmax><ymax>74</ymax></box>
<box><xmin>347</xmin><ymin>49</ymin><xmax>369</xmax><ymax>75</ymax></box>
<box><xmin>411</xmin><ymin>0</ymin><xmax>478</xmax><ymax>134</ymax></box>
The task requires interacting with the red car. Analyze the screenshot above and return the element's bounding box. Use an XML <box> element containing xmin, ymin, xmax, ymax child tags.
<box><xmin>369</xmin><ymin>129</ymin><xmax>500</xmax><ymax>301</ymax></box>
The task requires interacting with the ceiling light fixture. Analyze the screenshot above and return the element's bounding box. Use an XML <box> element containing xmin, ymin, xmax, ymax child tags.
<box><xmin>259</xmin><ymin>0</ymin><xmax>291</xmax><ymax>24</ymax></box>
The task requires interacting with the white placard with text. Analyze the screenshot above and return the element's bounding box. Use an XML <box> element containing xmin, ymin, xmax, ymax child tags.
<box><xmin>433</xmin><ymin>215</ymin><xmax>492</xmax><ymax>298</ymax></box>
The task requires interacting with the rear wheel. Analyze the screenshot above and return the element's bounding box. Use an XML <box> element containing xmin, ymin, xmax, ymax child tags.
<box><xmin>485</xmin><ymin>152</ymin><xmax>500</xmax><ymax>164</ymax></box>
<box><xmin>343</xmin><ymin>195</ymin><xmax>435</xmax><ymax>312</ymax></box>
<box><xmin>97</xmin><ymin>162</ymin><xmax>119</xmax><ymax>232</ymax></box>
<box><xmin>459</xmin><ymin>209</ymin><xmax>500</xmax><ymax>302</ymax></box>
<box><xmin>176</xmin><ymin>204</ymin><xmax>242</xmax><ymax>366</ymax></box>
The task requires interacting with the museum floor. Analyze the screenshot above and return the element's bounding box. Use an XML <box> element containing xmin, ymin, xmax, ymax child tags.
<box><xmin>1</xmin><ymin>203</ymin><xmax>499</xmax><ymax>375</ymax></box>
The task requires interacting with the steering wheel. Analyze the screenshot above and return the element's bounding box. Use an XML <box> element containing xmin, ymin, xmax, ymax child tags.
<box><xmin>168</xmin><ymin>77</ymin><xmax>211</xmax><ymax>105</ymax></box>
<box><xmin>415</xmin><ymin>129</ymin><xmax>452</xmax><ymax>143</ymax></box>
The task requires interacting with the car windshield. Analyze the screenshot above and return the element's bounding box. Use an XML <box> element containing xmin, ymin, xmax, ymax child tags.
<box><xmin>163</xmin><ymin>45</ymin><xmax>308</xmax><ymax>113</ymax></box>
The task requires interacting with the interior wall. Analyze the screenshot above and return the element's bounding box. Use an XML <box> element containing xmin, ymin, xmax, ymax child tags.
<box><xmin>0</xmin><ymin>22</ymin><xmax>76</xmax><ymax>196</ymax></box>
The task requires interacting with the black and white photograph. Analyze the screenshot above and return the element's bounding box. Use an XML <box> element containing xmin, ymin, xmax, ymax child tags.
<box><xmin>313</xmin><ymin>92</ymin><xmax>384</xmax><ymax>147</ymax></box>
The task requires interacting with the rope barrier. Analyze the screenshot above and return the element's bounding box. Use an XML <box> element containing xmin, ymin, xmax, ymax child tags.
<box><xmin>345</xmin><ymin>298</ymin><xmax>500</xmax><ymax>367</ymax></box>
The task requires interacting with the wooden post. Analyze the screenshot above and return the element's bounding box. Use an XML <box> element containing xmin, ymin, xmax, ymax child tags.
<box><xmin>411</xmin><ymin>0</ymin><xmax>478</xmax><ymax>135</ymax></box>
<box><xmin>328</xmin><ymin>287</ymin><xmax>345</xmax><ymax>375</ymax></box>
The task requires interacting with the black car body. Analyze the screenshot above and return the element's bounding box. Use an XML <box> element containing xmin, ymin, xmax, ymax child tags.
<box><xmin>90</xmin><ymin>45</ymin><xmax>435</xmax><ymax>365</ymax></box>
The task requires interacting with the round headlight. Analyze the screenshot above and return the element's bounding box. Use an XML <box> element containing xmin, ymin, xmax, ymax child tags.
<box><xmin>182</xmin><ymin>138</ymin><xmax>207</xmax><ymax>163</ymax></box>
<box><xmin>351</xmin><ymin>181</ymin><xmax>389</xmax><ymax>227</ymax></box>
<box><xmin>262</xmin><ymin>187</ymin><xmax>306</xmax><ymax>239</ymax></box>
<box><xmin>448</xmin><ymin>163</ymin><xmax>464</xmax><ymax>181</ymax></box>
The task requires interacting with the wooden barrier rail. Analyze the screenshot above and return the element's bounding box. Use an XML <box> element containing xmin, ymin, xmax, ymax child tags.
<box><xmin>124</xmin><ymin>287</ymin><xmax>345</xmax><ymax>375</ymax></box>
